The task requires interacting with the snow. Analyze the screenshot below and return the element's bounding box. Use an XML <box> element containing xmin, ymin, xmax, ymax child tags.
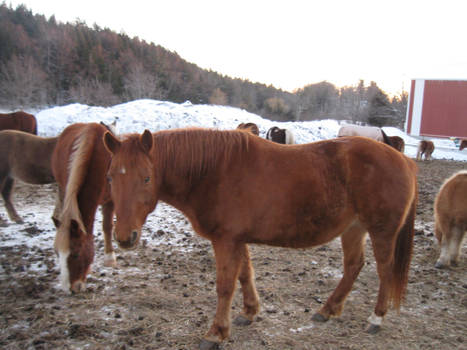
<box><xmin>34</xmin><ymin>99</ymin><xmax>467</xmax><ymax>161</ymax></box>
<box><xmin>1</xmin><ymin>99</ymin><xmax>466</xmax><ymax>275</ymax></box>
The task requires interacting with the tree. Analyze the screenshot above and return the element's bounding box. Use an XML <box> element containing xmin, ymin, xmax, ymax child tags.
<box><xmin>208</xmin><ymin>88</ymin><xmax>228</xmax><ymax>105</ymax></box>
<box><xmin>123</xmin><ymin>62</ymin><xmax>165</xmax><ymax>101</ymax></box>
<box><xmin>0</xmin><ymin>54</ymin><xmax>47</xmax><ymax>108</ymax></box>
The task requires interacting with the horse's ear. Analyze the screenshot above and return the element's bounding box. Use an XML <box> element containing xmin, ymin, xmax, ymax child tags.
<box><xmin>140</xmin><ymin>129</ymin><xmax>153</xmax><ymax>154</ymax></box>
<box><xmin>103</xmin><ymin>131</ymin><xmax>121</xmax><ymax>155</ymax></box>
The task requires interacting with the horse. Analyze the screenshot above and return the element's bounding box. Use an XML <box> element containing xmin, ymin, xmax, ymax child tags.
<box><xmin>0</xmin><ymin>130</ymin><xmax>58</xmax><ymax>225</ymax></box>
<box><xmin>103</xmin><ymin>128</ymin><xmax>418</xmax><ymax>349</ymax></box>
<box><xmin>51</xmin><ymin>122</ymin><xmax>117</xmax><ymax>293</ymax></box>
<box><xmin>388</xmin><ymin>136</ymin><xmax>405</xmax><ymax>153</ymax></box>
<box><xmin>434</xmin><ymin>170</ymin><xmax>467</xmax><ymax>268</ymax></box>
<box><xmin>337</xmin><ymin>124</ymin><xmax>393</xmax><ymax>147</ymax></box>
<box><xmin>266</xmin><ymin>126</ymin><xmax>294</xmax><ymax>144</ymax></box>
<box><xmin>459</xmin><ymin>139</ymin><xmax>467</xmax><ymax>151</ymax></box>
<box><xmin>0</xmin><ymin>111</ymin><xmax>37</xmax><ymax>135</ymax></box>
<box><xmin>236</xmin><ymin>122</ymin><xmax>259</xmax><ymax>136</ymax></box>
<box><xmin>416</xmin><ymin>140</ymin><xmax>434</xmax><ymax>161</ymax></box>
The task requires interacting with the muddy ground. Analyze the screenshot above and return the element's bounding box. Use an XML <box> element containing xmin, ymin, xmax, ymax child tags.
<box><xmin>0</xmin><ymin>159</ymin><xmax>466</xmax><ymax>350</ymax></box>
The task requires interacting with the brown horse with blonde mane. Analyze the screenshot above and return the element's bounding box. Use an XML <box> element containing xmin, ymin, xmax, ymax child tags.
<box><xmin>434</xmin><ymin>170</ymin><xmax>467</xmax><ymax>268</ymax></box>
<box><xmin>0</xmin><ymin>130</ymin><xmax>57</xmax><ymax>225</ymax></box>
<box><xmin>416</xmin><ymin>140</ymin><xmax>435</xmax><ymax>160</ymax></box>
<box><xmin>236</xmin><ymin>122</ymin><xmax>259</xmax><ymax>136</ymax></box>
<box><xmin>103</xmin><ymin>128</ymin><xmax>418</xmax><ymax>349</ymax></box>
<box><xmin>52</xmin><ymin>122</ymin><xmax>116</xmax><ymax>293</ymax></box>
<box><xmin>0</xmin><ymin>111</ymin><xmax>37</xmax><ymax>134</ymax></box>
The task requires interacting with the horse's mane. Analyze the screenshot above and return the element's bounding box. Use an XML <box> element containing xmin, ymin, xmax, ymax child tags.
<box><xmin>157</xmin><ymin>128</ymin><xmax>250</xmax><ymax>181</ymax></box>
<box><xmin>119</xmin><ymin>128</ymin><xmax>250</xmax><ymax>182</ymax></box>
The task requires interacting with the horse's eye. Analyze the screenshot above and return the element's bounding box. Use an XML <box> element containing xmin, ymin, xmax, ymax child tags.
<box><xmin>144</xmin><ymin>176</ymin><xmax>150</xmax><ymax>184</ymax></box>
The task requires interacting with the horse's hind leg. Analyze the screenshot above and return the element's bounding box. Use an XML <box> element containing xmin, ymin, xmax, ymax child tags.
<box><xmin>313</xmin><ymin>222</ymin><xmax>367</xmax><ymax>322</ymax></box>
<box><xmin>436</xmin><ymin>226</ymin><xmax>465</xmax><ymax>268</ymax></box>
<box><xmin>233</xmin><ymin>244</ymin><xmax>260</xmax><ymax>326</ymax></box>
<box><xmin>102</xmin><ymin>201</ymin><xmax>116</xmax><ymax>267</ymax></box>
<box><xmin>1</xmin><ymin>177</ymin><xmax>23</xmax><ymax>224</ymax></box>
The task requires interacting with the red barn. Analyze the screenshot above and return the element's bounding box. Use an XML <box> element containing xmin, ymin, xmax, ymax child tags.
<box><xmin>405</xmin><ymin>79</ymin><xmax>467</xmax><ymax>138</ymax></box>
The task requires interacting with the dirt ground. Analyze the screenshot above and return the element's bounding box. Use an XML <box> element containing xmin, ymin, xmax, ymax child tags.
<box><xmin>0</xmin><ymin>159</ymin><xmax>466</xmax><ymax>350</ymax></box>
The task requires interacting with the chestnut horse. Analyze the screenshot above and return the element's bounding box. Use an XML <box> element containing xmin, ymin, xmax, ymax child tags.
<box><xmin>104</xmin><ymin>128</ymin><xmax>418</xmax><ymax>349</ymax></box>
<box><xmin>266</xmin><ymin>126</ymin><xmax>294</xmax><ymax>144</ymax></box>
<box><xmin>388</xmin><ymin>136</ymin><xmax>405</xmax><ymax>153</ymax></box>
<box><xmin>52</xmin><ymin>122</ymin><xmax>116</xmax><ymax>293</ymax></box>
<box><xmin>459</xmin><ymin>139</ymin><xmax>467</xmax><ymax>151</ymax></box>
<box><xmin>0</xmin><ymin>130</ymin><xmax>57</xmax><ymax>225</ymax></box>
<box><xmin>236</xmin><ymin>122</ymin><xmax>259</xmax><ymax>136</ymax></box>
<box><xmin>416</xmin><ymin>140</ymin><xmax>434</xmax><ymax>161</ymax></box>
<box><xmin>0</xmin><ymin>111</ymin><xmax>37</xmax><ymax>135</ymax></box>
<box><xmin>434</xmin><ymin>170</ymin><xmax>467</xmax><ymax>268</ymax></box>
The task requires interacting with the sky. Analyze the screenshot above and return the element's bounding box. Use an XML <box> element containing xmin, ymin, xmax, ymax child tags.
<box><xmin>6</xmin><ymin>0</ymin><xmax>467</xmax><ymax>95</ymax></box>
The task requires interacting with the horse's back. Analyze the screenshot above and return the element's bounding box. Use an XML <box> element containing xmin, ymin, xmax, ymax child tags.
<box><xmin>212</xmin><ymin>135</ymin><xmax>417</xmax><ymax>247</ymax></box>
<box><xmin>338</xmin><ymin>125</ymin><xmax>383</xmax><ymax>141</ymax></box>
<box><xmin>0</xmin><ymin>129</ymin><xmax>56</xmax><ymax>183</ymax></box>
<box><xmin>435</xmin><ymin>171</ymin><xmax>467</xmax><ymax>222</ymax></box>
<box><xmin>0</xmin><ymin>111</ymin><xmax>37</xmax><ymax>134</ymax></box>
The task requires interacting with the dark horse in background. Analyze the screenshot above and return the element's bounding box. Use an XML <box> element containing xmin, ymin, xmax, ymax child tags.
<box><xmin>266</xmin><ymin>126</ymin><xmax>294</xmax><ymax>144</ymax></box>
<box><xmin>0</xmin><ymin>130</ymin><xmax>57</xmax><ymax>225</ymax></box>
<box><xmin>52</xmin><ymin>123</ymin><xmax>117</xmax><ymax>293</ymax></box>
<box><xmin>236</xmin><ymin>122</ymin><xmax>259</xmax><ymax>136</ymax></box>
<box><xmin>0</xmin><ymin>111</ymin><xmax>37</xmax><ymax>135</ymax></box>
<box><xmin>103</xmin><ymin>128</ymin><xmax>418</xmax><ymax>349</ymax></box>
<box><xmin>387</xmin><ymin>136</ymin><xmax>405</xmax><ymax>153</ymax></box>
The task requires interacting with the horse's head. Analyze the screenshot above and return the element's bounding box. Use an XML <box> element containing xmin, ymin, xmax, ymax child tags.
<box><xmin>54</xmin><ymin>216</ymin><xmax>94</xmax><ymax>293</ymax></box>
<box><xmin>104</xmin><ymin>130</ymin><xmax>158</xmax><ymax>249</ymax></box>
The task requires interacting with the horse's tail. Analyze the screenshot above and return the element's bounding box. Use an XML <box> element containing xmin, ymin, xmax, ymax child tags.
<box><xmin>60</xmin><ymin>126</ymin><xmax>97</xmax><ymax>234</ymax></box>
<box><xmin>381</xmin><ymin>129</ymin><xmax>392</xmax><ymax>147</ymax></box>
<box><xmin>390</xmin><ymin>185</ymin><xmax>417</xmax><ymax>310</ymax></box>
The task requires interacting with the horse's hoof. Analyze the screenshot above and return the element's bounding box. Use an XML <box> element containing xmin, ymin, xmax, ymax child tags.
<box><xmin>311</xmin><ymin>313</ymin><xmax>329</xmax><ymax>323</ymax></box>
<box><xmin>199</xmin><ymin>339</ymin><xmax>220</xmax><ymax>350</ymax></box>
<box><xmin>15</xmin><ymin>219</ymin><xmax>24</xmax><ymax>224</ymax></box>
<box><xmin>434</xmin><ymin>261</ymin><xmax>447</xmax><ymax>269</ymax></box>
<box><xmin>366</xmin><ymin>324</ymin><xmax>381</xmax><ymax>334</ymax></box>
<box><xmin>233</xmin><ymin>315</ymin><xmax>252</xmax><ymax>326</ymax></box>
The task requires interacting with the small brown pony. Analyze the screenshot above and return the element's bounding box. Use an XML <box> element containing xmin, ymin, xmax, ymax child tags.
<box><xmin>388</xmin><ymin>136</ymin><xmax>405</xmax><ymax>153</ymax></box>
<box><xmin>416</xmin><ymin>140</ymin><xmax>435</xmax><ymax>160</ymax></box>
<box><xmin>459</xmin><ymin>139</ymin><xmax>467</xmax><ymax>151</ymax></box>
<box><xmin>236</xmin><ymin>122</ymin><xmax>259</xmax><ymax>136</ymax></box>
<box><xmin>434</xmin><ymin>170</ymin><xmax>467</xmax><ymax>268</ymax></box>
<box><xmin>0</xmin><ymin>111</ymin><xmax>37</xmax><ymax>134</ymax></box>
<box><xmin>52</xmin><ymin>122</ymin><xmax>116</xmax><ymax>293</ymax></box>
<box><xmin>104</xmin><ymin>128</ymin><xmax>418</xmax><ymax>349</ymax></box>
<box><xmin>0</xmin><ymin>130</ymin><xmax>57</xmax><ymax>225</ymax></box>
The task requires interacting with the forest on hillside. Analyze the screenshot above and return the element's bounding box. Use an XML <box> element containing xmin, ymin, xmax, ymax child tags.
<box><xmin>0</xmin><ymin>3</ymin><xmax>407</xmax><ymax>126</ymax></box>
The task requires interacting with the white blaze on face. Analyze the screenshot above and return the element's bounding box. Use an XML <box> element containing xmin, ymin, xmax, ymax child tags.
<box><xmin>58</xmin><ymin>250</ymin><xmax>71</xmax><ymax>293</ymax></box>
<box><xmin>120</xmin><ymin>167</ymin><xmax>126</xmax><ymax>175</ymax></box>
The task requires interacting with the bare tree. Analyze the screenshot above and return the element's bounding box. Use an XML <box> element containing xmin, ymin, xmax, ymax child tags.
<box><xmin>123</xmin><ymin>62</ymin><xmax>165</xmax><ymax>101</ymax></box>
<box><xmin>69</xmin><ymin>77</ymin><xmax>119</xmax><ymax>106</ymax></box>
<box><xmin>0</xmin><ymin>55</ymin><xmax>47</xmax><ymax>108</ymax></box>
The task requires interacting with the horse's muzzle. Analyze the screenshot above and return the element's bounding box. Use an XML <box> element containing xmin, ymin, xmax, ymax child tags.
<box><xmin>115</xmin><ymin>230</ymin><xmax>139</xmax><ymax>249</ymax></box>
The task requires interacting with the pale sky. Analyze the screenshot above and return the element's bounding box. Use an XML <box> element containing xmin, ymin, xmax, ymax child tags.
<box><xmin>7</xmin><ymin>0</ymin><xmax>467</xmax><ymax>95</ymax></box>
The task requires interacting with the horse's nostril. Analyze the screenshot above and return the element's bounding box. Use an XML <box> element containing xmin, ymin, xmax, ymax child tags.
<box><xmin>131</xmin><ymin>230</ymin><xmax>138</xmax><ymax>244</ymax></box>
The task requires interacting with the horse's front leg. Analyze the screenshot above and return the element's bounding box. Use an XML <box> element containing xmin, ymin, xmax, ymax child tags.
<box><xmin>102</xmin><ymin>201</ymin><xmax>116</xmax><ymax>267</ymax></box>
<box><xmin>200</xmin><ymin>239</ymin><xmax>242</xmax><ymax>350</ymax></box>
<box><xmin>233</xmin><ymin>244</ymin><xmax>260</xmax><ymax>326</ymax></box>
<box><xmin>1</xmin><ymin>177</ymin><xmax>23</xmax><ymax>224</ymax></box>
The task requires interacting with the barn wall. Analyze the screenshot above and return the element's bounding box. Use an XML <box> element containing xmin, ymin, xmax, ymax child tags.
<box><xmin>406</xmin><ymin>79</ymin><xmax>467</xmax><ymax>138</ymax></box>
